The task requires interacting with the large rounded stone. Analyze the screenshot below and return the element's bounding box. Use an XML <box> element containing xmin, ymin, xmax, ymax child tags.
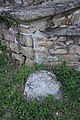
<box><xmin>24</xmin><ymin>70</ymin><xmax>61</xmax><ymax>100</ymax></box>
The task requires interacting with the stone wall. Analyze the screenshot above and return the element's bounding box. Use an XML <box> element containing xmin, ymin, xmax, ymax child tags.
<box><xmin>0</xmin><ymin>0</ymin><xmax>80</xmax><ymax>70</ymax></box>
<box><xmin>0</xmin><ymin>0</ymin><xmax>71</xmax><ymax>7</ymax></box>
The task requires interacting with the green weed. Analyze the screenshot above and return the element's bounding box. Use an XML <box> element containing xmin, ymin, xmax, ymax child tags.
<box><xmin>0</xmin><ymin>16</ymin><xmax>13</xmax><ymax>29</ymax></box>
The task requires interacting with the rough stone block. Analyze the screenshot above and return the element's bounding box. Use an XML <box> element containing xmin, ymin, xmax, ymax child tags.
<box><xmin>9</xmin><ymin>27</ymin><xmax>16</xmax><ymax>36</ymax></box>
<box><xmin>66</xmin><ymin>40</ymin><xmax>74</xmax><ymax>45</ymax></box>
<box><xmin>69</xmin><ymin>45</ymin><xmax>80</xmax><ymax>55</ymax></box>
<box><xmin>23</xmin><ymin>35</ymin><xmax>33</xmax><ymax>47</ymax></box>
<box><xmin>14</xmin><ymin>0</ymin><xmax>22</xmax><ymax>5</ymax></box>
<box><xmin>2</xmin><ymin>28</ymin><xmax>9</xmax><ymax>35</ymax></box>
<box><xmin>4</xmin><ymin>35</ymin><xmax>16</xmax><ymax>42</ymax></box>
<box><xmin>0</xmin><ymin>0</ymin><xmax>80</xmax><ymax>22</ymax></box>
<box><xmin>2</xmin><ymin>27</ymin><xmax>16</xmax><ymax>42</ymax></box>
<box><xmin>49</xmin><ymin>49</ymin><xmax>67</xmax><ymax>55</ymax></box>
<box><xmin>78</xmin><ymin>38</ymin><xmax>80</xmax><ymax>44</ymax></box>
<box><xmin>25</xmin><ymin>58</ymin><xmax>35</xmax><ymax>66</ymax></box>
<box><xmin>48</xmin><ymin>37</ymin><xmax>58</xmax><ymax>41</ymax></box>
<box><xmin>55</xmin><ymin>41</ymin><xmax>66</xmax><ymax>49</ymax></box>
<box><xmin>39</xmin><ymin>41</ymin><xmax>53</xmax><ymax>48</ymax></box>
<box><xmin>52</xmin><ymin>18</ymin><xmax>60</xmax><ymax>28</ymax></box>
<box><xmin>10</xmin><ymin>42</ymin><xmax>20</xmax><ymax>53</ymax></box>
<box><xmin>19</xmin><ymin>24</ymin><xmax>30</xmax><ymax>33</ymax></box>
<box><xmin>73</xmin><ymin>9</ymin><xmax>80</xmax><ymax>25</ymax></box>
<box><xmin>21</xmin><ymin>46</ymin><xmax>34</xmax><ymax>59</ymax></box>
<box><xmin>66</xmin><ymin>62</ymin><xmax>80</xmax><ymax>71</ymax></box>
<box><xmin>47</xmin><ymin>62</ymin><xmax>62</xmax><ymax>66</ymax></box>
<box><xmin>23</xmin><ymin>0</ymin><xmax>33</xmax><ymax>6</ymax></box>
<box><xmin>24</xmin><ymin>70</ymin><xmax>61</xmax><ymax>100</ymax></box>
<box><xmin>35</xmin><ymin>53</ymin><xmax>48</xmax><ymax>64</ymax></box>
<box><xmin>19</xmin><ymin>33</ymin><xmax>33</xmax><ymax>46</ymax></box>
<box><xmin>34</xmin><ymin>0</ymin><xmax>44</xmax><ymax>5</ymax></box>
<box><xmin>52</xmin><ymin>16</ymin><xmax>73</xmax><ymax>28</ymax></box>
<box><xmin>57</xmin><ymin>37</ymin><xmax>66</xmax><ymax>42</ymax></box>
<box><xmin>33</xmin><ymin>30</ymin><xmax>48</xmax><ymax>50</ymax></box>
<box><xmin>20</xmin><ymin>25</ymin><xmax>36</xmax><ymax>34</ymax></box>
<box><xmin>30</xmin><ymin>19</ymin><xmax>47</xmax><ymax>31</ymax></box>
<box><xmin>12</xmin><ymin>53</ymin><xmax>25</xmax><ymax>64</ymax></box>
<box><xmin>62</xmin><ymin>54</ymin><xmax>79</xmax><ymax>63</ymax></box>
<box><xmin>35</xmin><ymin>47</ymin><xmax>48</xmax><ymax>54</ymax></box>
<box><xmin>20</xmin><ymin>28</ymin><xmax>27</xmax><ymax>33</ymax></box>
<box><xmin>47</xmin><ymin>55</ymin><xmax>60</xmax><ymax>62</ymax></box>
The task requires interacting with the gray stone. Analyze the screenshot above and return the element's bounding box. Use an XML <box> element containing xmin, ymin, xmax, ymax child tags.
<box><xmin>19</xmin><ymin>24</ymin><xmax>36</xmax><ymax>34</ymax></box>
<box><xmin>78</xmin><ymin>38</ymin><xmax>80</xmax><ymax>44</ymax></box>
<box><xmin>23</xmin><ymin>0</ymin><xmax>33</xmax><ymax>6</ymax></box>
<box><xmin>33</xmin><ymin>30</ymin><xmax>48</xmax><ymax>50</ymax></box>
<box><xmin>23</xmin><ymin>35</ymin><xmax>33</xmax><ymax>47</ymax></box>
<box><xmin>4</xmin><ymin>35</ymin><xmax>16</xmax><ymax>42</ymax></box>
<box><xmin>19</xmin><ymin>33</ymin><xmax>33</xmax><ymax>46</ymax></box>
<box><xmin>14</xmin><ymin>0</ymin><xmax>22</xmax><ymax>5</ymax></box>
<box><xmin>24</xmin><ymin>70</ymin><xmax>61</xmax><ymax>100</ymax></box>
<box><xmin>55</xmin><ymin>42</ymin><xmax>66</xmax><ymax>49</ymax></box>
<box><xmin>73</xmin><ymin>9</ymin><xmax>80</xmax><ymax>25</ymax></box>
<box><xmin>0</xmin><ymin>0</ymin><xmax>75</xmax><ymax>7</ymax></box>
<box><xmin>21</xmin><ymin>46</ymin><xmax>34</xmax><ymax>59</ymax></box>
<box><xmin>49</xmin><ymin>49</ymin><xmax>67</xmax><ymax>54</ymax></box>
<box><xmin>47</xmin><ymin>55</ymin><xmax>60</xmax><ymax>62</ymax></box>
<box><xmin>34</xmin><ymin>0</ymin><xmax>44</xmax><ymax>5</ymax></box>
<box><xmin>57</xmin><ymin>37</ymin><xmax>66</xmax><ymax>42</ymax></box>
<box><xmin>0</xmin><ymin>0</ymin><xmax>80</xmax><ymax>22</ymax></box>
<box><xmin>69</xmin><ymin>45</ymin><xmax>80</xmax><ymax>55</ymax></box>
<box><xmin>47</xmin><ymin>26</ymin><xmax>80</xmax><ymax>37</ymax></box>
<box><xmin>10</xmin><ymin>42</ymin><xmax>20</xmax><ymax>53</ymax></box>
<box><xmin>30</xmin><ymin>19</ymin><xmax>47</xmax><ymax>31</ymax></box>
<box><xmin>66</xmin><ymin>40</ymin><xmax>74</xmax><ymax>45</ymax></box>
<box><xmin>12</xmin><ymin>53</ymin><xmax>25</xmax><ymax>64</ymax></box>
<box><xmin>25</xmin><ymin>58</ymin><xmax>35</xmax><ymax>66</ymax></box>
<box><xmin>35</xmin><ymin>53</ymin><xmax>48</xmax><ymax>64</ymax></box>
<box><xmin>62</xmin><ymin>54</ymin><xmax>79</xmax><ymax>63</ymax></box>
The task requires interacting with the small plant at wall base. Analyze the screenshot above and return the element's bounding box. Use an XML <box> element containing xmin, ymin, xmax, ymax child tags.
<box><xmin>0</xmin><ymin>40</ymin><xmax>7</xmax><ymax>65</ymax></box>
<box><xmin>0</xmin><ymin>16</ymin><xmax>13</xmax><ymax>29</ymax></box>
<box><xmin>0</xmin><ymin>40</ymin><xmax>6</xmax><ymax>51</ymax></box>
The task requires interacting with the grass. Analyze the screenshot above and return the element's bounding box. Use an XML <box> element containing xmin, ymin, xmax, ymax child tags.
<box><xmin>0</xmin><ymin>54</ymin><xmax>80</xmax><ymax>120</ymax></box>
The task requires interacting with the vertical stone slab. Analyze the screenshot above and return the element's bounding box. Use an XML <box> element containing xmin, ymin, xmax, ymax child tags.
<box><xmin>33</xmin><ymin>30</ymin><xmax>49</xmax><ymax>64</ymax></box>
